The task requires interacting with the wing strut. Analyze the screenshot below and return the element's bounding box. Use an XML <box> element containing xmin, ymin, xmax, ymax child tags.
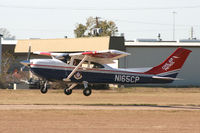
<box><xmin>63</xmin><ymin>55</ymin><xmax>88</xmax><ymax>82</ymax></box>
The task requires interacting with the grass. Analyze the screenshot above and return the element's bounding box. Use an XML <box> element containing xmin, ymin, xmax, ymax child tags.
<box><xmin>0</xmin><ymin>87</ymin><xmax>200</xmax><ymax>106</ymax></box>
<box><xmin>114</xmin><ymin>86</ymin><xmax>200</xmax><ymax>93</ymax></box>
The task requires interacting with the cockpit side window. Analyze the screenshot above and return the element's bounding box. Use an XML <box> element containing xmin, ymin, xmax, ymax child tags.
<box><xmin>81</xmin><ymin>61</ymin><xmax>104</xmax><ymax>69</ymax></box>
<box><xmin>61</xmin><ymin>55</ymin><xmax>71</xmax><ymax>64</ymax></box>
<box><xmin>92</xmin><ymin>62</ymin><xmax>104</xmax><ymax>68</ymax></box>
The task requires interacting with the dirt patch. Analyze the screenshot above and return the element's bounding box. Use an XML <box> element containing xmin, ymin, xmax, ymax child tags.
<box><xmin>0</xmin><ymin>110</ymin><xmax>200</xmax><ymax>133</ymax></box>
<box><xmin>0</xmin><ymin>88</ymin><xmax>200</xmax><ymax>133</ymax></box>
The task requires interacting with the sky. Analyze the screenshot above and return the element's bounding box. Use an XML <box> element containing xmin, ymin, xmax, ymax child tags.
<box><xmin>1</xmin><ymin>0</ymin><xmax>200</xmax><ymax>40</ymax></box>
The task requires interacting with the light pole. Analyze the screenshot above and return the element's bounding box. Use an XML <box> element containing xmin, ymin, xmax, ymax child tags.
<box><xmin>172</xmin><ymin>11</ymin><xmax>176</xmax><ymax>41</ymax></box>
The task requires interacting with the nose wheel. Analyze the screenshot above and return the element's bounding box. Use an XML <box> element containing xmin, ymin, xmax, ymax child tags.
<box><xmin>40</xmin><ymin>81</ymin><xmax>48</xmax><ymax>94</ymax></box>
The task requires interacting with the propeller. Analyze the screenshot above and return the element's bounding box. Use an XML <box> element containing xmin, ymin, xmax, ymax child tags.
<box><xmin>20</xmin><ymin>44</ymin><xmax>31</xmax><ymax>71</ymax></box>
<box><xmin>27</xmin><ymin>44</ymin><xmax>31</xmax><ymax>61</ymax></box>
<box><xmin>18</xmin><ymin>44</ymin><xmax>32</xmax><ymax>84</ymax></box>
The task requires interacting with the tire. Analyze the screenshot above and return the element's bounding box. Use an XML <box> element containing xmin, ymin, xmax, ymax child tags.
<box><xmin>83</xmin><ymin>88</ymin><xmax>92</xmax><ymax>96</ymax></box>
<box><xmin>64</xmin><ymin>89</ymin><xmax>72</xmax><ymax>95</ymax></box>
<box><xmin>40</xmin><ymin>81</ymin><xmax>48</xmax><ymax>94</ymax></box>
<box><xmin>40</xmin><ymin>87</ymin><xmax>48</xmax><ymax>94</ymax></box>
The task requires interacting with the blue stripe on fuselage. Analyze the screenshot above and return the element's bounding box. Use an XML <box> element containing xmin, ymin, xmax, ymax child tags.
<box><xmin>30</xmin><ymin>67</ymin><xmax>174</xmax><ymax>84</ymax></box>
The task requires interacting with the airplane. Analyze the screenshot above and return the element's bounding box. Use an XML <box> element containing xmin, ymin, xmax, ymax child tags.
<box><xmin>20</xmin><ymin>47</ymin><xmax>191</xmax><ymax>96</ymax></box>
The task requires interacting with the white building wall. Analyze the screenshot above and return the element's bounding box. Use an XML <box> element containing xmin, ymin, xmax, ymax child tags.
<box><xmin>119</xmin><ymin>44</ymin><xmax>200</xmax><ymax>86</ymax></box>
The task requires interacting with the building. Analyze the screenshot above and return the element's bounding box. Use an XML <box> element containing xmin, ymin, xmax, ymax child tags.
<box><xmin>119</xmin><ymin>39</ymin><xmax>200</xmax><ymax>86</ymax></box>
<box><xmin>15</xmin><ymin>36</ymin><xmax>125</xmax><ymax>53</ymax></box>
<box><xmin>0</xmin><ymin>36</ymin><xmax>17</xmax><ymax>73</ymax></box>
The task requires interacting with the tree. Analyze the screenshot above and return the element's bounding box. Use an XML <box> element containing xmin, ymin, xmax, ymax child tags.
<box><xmin>74</xmin><ymin>17</ymin><xmax>118</xmax><ymax>38</ymax></box>
<box><xmin>74</xmin><ymin>24</ymin><xmax>87</xmax><ymax>38</ymax></box>
<box><xmin>0</xmin><ymin>28</ymin><xmax>15</xmax><ymax>40</ymax></box>
<box><xmin>0</xmin><ymin>51</ymin><xmax>15</xmax><ymax>88</ymax></box>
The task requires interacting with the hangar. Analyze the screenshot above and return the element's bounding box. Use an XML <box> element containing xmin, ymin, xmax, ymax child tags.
<box><xmin>119</xmin><ymin>39</ymin><xmax>200</xmax><ymax>86</ymax></box>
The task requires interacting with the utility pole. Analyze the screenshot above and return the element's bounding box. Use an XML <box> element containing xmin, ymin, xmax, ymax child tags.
<box><xmin>172</xmin><ymin>11</ymin><xmax>176</xmax><ymax>41</ymax></box>
<box><xmin>190</xmin><ymin>26</ymin><xmax>193</xmax><ymax>39</ymax></box>
<box><xmin>95</xmin><ymin>16</ymin><xmax>100</xmax><ymax>28</ymax></box>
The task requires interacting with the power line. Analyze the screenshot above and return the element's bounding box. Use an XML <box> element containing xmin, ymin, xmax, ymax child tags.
<box><xmin>0</xmin><ymin>4</ymin><xmax>200</xmax><ymax>10</ymax></box>
<box><xmin>113</xmin><ymin>18</ymin><xmax>200</xmax><ymax>27</ymax></box>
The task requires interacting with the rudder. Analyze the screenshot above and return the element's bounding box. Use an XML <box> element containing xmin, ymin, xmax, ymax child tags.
<box><xmin>145</xmin><ymin>47</ymin><xmax>192</xmax><ymax>77</ymax></box>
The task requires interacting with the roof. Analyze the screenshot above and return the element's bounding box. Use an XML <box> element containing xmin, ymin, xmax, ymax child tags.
<box><xmin>1</xmin><ymin>39</ymin><xmax>17</xmax><ymax>45</ymax></box>
<box><xmin>15</xmin><ymin>36</ymin><xmax>125</xmax><ymax>53</ymax></box>
<box><xmin>125</xmin><ymin>41</ymin><xmax>200</xmax><ymax>47</ymax></box>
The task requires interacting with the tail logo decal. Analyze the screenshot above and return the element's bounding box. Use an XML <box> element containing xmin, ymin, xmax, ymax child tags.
<box><xmin>162</xmin><ymin>57</ymin><xmax>176</xmax><ymax>71</ymax></box>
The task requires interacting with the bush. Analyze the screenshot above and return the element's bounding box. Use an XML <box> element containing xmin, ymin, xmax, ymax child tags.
<box><xmin>0</xmin><ymin>76</ymin><xmax>9</xmax><ymax>88</ymax></box>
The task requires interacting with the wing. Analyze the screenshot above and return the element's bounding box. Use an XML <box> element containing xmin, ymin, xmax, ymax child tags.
<box><xmin>33</xmin><ymin>52</ymin><xmax>68</xmax><ymax>59</ymax></box>
<box><xmin>34</xmin><ymin>50</ymin><xmax>130</xmax><ymax>64</ymax></box>
<box><xmin>69</xmin><ymin>50</ymin><xmax>130</xmax><ymax>64</ymax></box>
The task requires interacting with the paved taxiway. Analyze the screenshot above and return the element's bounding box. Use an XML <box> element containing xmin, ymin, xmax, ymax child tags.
<box><xmin>0</xmin><ymin>104</ymin><xmax>200</xmax><ymax>110</ymax></box>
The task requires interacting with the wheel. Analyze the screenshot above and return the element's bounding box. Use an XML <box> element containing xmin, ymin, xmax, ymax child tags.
<box><xmin>40</xmin><ymin>86</ymin><xmax>48</xmax><ymax>94</ymax></box>
<box><xmin>64</xmin><ymin>88</ymin><xmax>72</xmax><ymax>95</ymax></box>
<box><xmin>40</xmin><ymin>82</ymin><xmax>48</xmax><ymax>94</ymax></box>
<box><xmin>83</xmin><ymin>88</ymin><xmax>92</xmax><ymax>96</ymax></box>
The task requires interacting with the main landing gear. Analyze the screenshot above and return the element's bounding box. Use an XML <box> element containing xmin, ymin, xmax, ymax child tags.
<box><xmin>64</xmin><ymin>84</ymin><xmax>77</xmax><ymax>95</ymax></box>
<box><xmin>39</xmin><ymin>80</ymin><xmax>92</xmax><ymax>96</ymax></box>
<box><xmin>63</xmin><ymin>81</ymin><xmax>92</xmax><ymax>96</ymax></box>
<box><xmin>64</xmin><ymin>89</ymin><xmax>72</xmax><ymax>95</ymax></box>
<box><xmin>83</xmin><ymin>81</ymin><xmax>92</xmax><ymax>96</ymax></box>
<box><xmin>83</xmin><ymin>87</ymin><xmax>92</xmax><ymax>96</ymax></box>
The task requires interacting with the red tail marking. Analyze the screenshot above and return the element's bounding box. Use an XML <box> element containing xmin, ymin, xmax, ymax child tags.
<box><xmin>145</xmin><ymin>47</ymin><xmax>192</xmax><ymax>75</ymax></box>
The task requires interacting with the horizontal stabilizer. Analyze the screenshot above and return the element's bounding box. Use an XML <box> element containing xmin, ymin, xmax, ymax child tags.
<box><xmin>152</xmin><ymin>76</ymin><xmax>183</xmax><ymax>80</ymax></box>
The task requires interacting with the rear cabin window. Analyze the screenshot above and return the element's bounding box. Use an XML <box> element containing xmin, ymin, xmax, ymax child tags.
<box><xmin>81</xmin><ymin>62</ymin><xmax>104</xmax><ymax>69</ymax></box>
